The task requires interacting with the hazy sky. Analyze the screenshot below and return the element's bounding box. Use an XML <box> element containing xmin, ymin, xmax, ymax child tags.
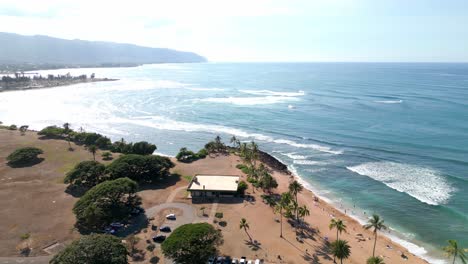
<box><xmin>0</xmin><ymin>0</ymin><xmax>467</xmax><ymax>62</ymax></box>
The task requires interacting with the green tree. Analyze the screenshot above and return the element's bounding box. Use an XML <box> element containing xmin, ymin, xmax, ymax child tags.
<box><xmin>367</xmin><ymin>256</ymin><xmax>385</xmax><ymax>264</ymax></box>
<box><xmin>288</xmin><ymin>180</ymin><xmax>303</xmax><ymax>220</ymax></box>
<box><xmin>73</xmin><ymin>178</ymin><xmax>141</xmax><ymax>232</ymax></box>
<box><xmin>64</xmin><ymin>161</ymin><xmax>106</xmax><ymax>189</ymax></box>
<box><xmin>331</xmin><ymin>239</ymin><xmax>351</xmax><ymax>264</ymax></box>
<box><xmin>443</xmin><ymin>240</ymin><xmax>467</xmax><ymax>264</ymax></box>
<box><xmin>106</xmin><ymin>154</ymin><xmax>174</xmax><ymax>183</ymax></box>
<box><xmin>50</xmin><ymin>234</ymin><xmax>128</xmax><ymax>264</ymax></box>
<box><xmin>38</xmin><ymin>125</ymin><xmax>65</xmax><ymax>138</ymax></box>
<box><xmin>249</xmin><ymin>141</ymin><xmax>259</xmax><ymax>166</ymax></box>
<box><xmin>131</xmin><ymin>141</ymin><xmax>157</xmax><ymax>155</ymax></box>
<box><xmin>297</xmin><ymin>205</ymin><xmax>310</xmax><ymax>227</ymax></box>
<box><xmin>237</xmin><ymin>180</ymin><xmax>248</xmax><ymax>195</ymax></box>
<box><xmin>19</xmin><ymin>125</ymin><xmax>28</xmax><ymax>135</ymax></box>
<box><xmin>274</xmin><ymin>192</ymin><xmax>292</xmax><ymax>238</ymax></box>
<box><xmin>161</xmin><ymin>223</ymin><xmax>223</xmax><ymax>264</ymax></box>
<box><xmin>102</xmin><ymin>151</ymin><xmax>113</xmax><ymax>160</ymax></box>
<box><xmin>239</xmin><ymin>218</ymin><xmax>252</xmax><ymax>242</ymax></box>
<box><xmin>364</xmin><ymin>214</ymin><xmax>388</xmax><ymax>257</ymax></box>
<box><xmin>329</xmin><ymin>218</ymin><xmax>347</xmax><ymax>240</ymax></box>
<box><xmin>6</xmin><ymin>147</ymin><xmax>43</xmax><ymax>167</ymax></box>
<box><xmin>259</xmin><ymin>173</ymin><xmax>278</xmax><ymax>193</ymax></box>
<box><xmin>88</xmin><ymin>145</ymin><xmax>97</xmax><ymax>161</ymax></box>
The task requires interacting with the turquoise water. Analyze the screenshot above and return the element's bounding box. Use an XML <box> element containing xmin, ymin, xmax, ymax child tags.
<box><xmin>0</xmin><ymin>63</ymin><xmax>467</xmax><ymax>263</ymax></box>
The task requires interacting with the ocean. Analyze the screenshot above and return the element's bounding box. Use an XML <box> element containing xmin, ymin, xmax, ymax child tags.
<box><xmin>0</xmin><ymin>63</ymin><xmax>467</xmax><ymax>263</ymax></box>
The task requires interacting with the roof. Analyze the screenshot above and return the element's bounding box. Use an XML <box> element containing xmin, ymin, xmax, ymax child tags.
<box><xmin>187</xmin><ymin>175</ymin><xmax>240</xmax><ymax>192</ymax></box>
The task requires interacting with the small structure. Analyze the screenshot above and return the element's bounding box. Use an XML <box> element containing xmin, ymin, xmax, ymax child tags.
<box><xmin>187</xmin><ymin>175</ymin><xmax>240</xmax><ymax>198</ymax></box>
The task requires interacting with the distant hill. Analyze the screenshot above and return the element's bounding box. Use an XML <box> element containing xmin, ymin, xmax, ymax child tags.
<box><xmin>0</xmin><ymin>32</ymin><xmax>206</xmax><ymax>66</ymax></box>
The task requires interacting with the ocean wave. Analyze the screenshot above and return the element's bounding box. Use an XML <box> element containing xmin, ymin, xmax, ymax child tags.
<box><xmin>239</xmin><ymin>89</ymin><xmax>305</xmax><ymax>97</ymax></box>
<box><xmin>283</xmin><ymin>152</ymin><xmax>308</xmax><ymax>160</ymax></box>
<box><xmin>110</xmin><ymin>116</ymin><xmax>342</xmax><ymax>155</ymax></box>
<box><xmin>187</xmin><ymin>87</ymin><xmax>225</xmax><ymax>91</ymax></box>
<box><xmin>293</xmin><ymin>160</ymin><xmax>323</xmax><ymax>165</ymax></box>
<box><xmin>347</xmin><ymin>162</ymin><xmax>455</xmax><ymax>205</ymax></box>
<box><xmin>374</xmin><ymin>100</ymin><xmax>403</xmax><ymax>104</ymax></box>
<box><xmin>196</xmin><ymin>96</ymin><xmax>300</xmax><ymax>105</ymax></box>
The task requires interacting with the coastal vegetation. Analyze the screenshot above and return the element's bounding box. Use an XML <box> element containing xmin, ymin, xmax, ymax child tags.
<box><xmin>73</xmin><ymin>177</ymin><xmax>141</xmax><ymax>232</ymax></box>
<box><xmin>161</xmin><ymin>223</ymin><xmax>223</xmax><ymax>264</ymax></box>
<box><xmin>330</xmin><ymin>218</ymin><xmax>347</xmax><ymax>240</ymax></box>
<box><xmin>367</xmin><ymin>256</ymin><xmax>386</xmax><ymax>264</ymax></box>
<box><xmin>64</xmin><ymin>161</ymin><xmax>106</xmax><ymax>189</ymax></box>
<box><xmin>239</xmin><ymin>218</ymin><xmax>252</xmax><ymax>242</ymax></box>
<box><xmin>50</xmin><ymin>234</ymin><xmax>128</xmax><ymax>264</ymax></box>
<box><xmin>106</xmin><ymin>154</ymin><xmax>174</xmax><ymax>183</ymax></box>
<box><xmin>6</xmin><ymin>147</ymin><xmax>43</xmax><ymax>167</ymax></box>
<box><xmin>176</xmin><ymin>147</ymin><xmax>208</xmax><ymax>163</ymax></box>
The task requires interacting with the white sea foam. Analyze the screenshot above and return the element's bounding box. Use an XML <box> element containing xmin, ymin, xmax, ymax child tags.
<box><xmin>293</xmin><ymin>160</ymin><xmax>323</xmax><ymax>165</ymax></box>
<box><xmin>374</xmin><ymin>100</ymin><xmax>403</xmax><ymax>104</ymax></box>
<box><xmin>109</xmin><ymin>115</ymin><xmax>342</xmax><ymax>155</ymax></box>
<box><xmin>347</xmin><ymin>162</ymin><xmax>455</xmax><ymax>205</ymax></box>
<box><xmin>187</xmin><ymin>87</ymin><xmax>225</xmax><ymax>91</ymax></box>
<box><xmin>283</xmin><ymin>152</ymin><xmax>308</xmax><ymax>160</ymax></box>
<box><xmin>196</xmin><ymin>95</ymin><xmax>300</xmax><ymax>105</ymax></box>
<box><xmin>240</xmin><ymin>89</ymin><xmax>305</xmax><ymax>97</ymax></box>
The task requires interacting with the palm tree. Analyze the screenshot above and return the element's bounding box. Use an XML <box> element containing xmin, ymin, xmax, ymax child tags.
<box><xmin>331</xmin><ymin>239</ymin><xmax>351</xmax><ymax>264</ymax></box>
<box><xmin>239</xmin><ymin>218</ymin><xmax>252</xmax><ymax>242</ymax></box>
<box><xmin>275</xmin><ymin>192</ymin><xmax>291</xmax><ymax>238</ymax></box>
<box><xmin>297</xmin><ymin>205</ymin><xmax>310</xmax><ymax>232</ymax></box>
<box><xmin>88</xmin><ymin>145</ymin><xmax>97</xmax><ymax>161</ymax></box>
<box><xmin>329</xmin><ymin>219</ymin><xmax>347</xmax><ymax>240</ymax></box>
<box><xmin>63</xmin><ymin>122</ymin><xmax>72</xmax><ymax>150</ymax></box>
<box><xmin>443</xmin><ymin>240</ymin><xmax>467</xmax><ymax>264</ymax></box>
<box><xmin>367</xmin><ymin>256</ymin><xmax>385</xmax><ymax>264</ymax></box>
<box><xmin>288</xmin><ymin>180</ymin><xmax>303</xmax><ymax>220</ymax></box>
<box><xmin>364</xmin><ymin>214</ymin><xmax>387</xmax><ymax>257</ymax></box>
<box><xmin>230</xmin><ymin>136</ymin><xmax>238</xmax><ymax>148</ymax></box>
<box><xmin>250</xmin><ymin>141</ymin><xmax>259</xmax><ymax>166</ymax></box>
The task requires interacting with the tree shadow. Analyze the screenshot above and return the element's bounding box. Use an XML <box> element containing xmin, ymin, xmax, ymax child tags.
<box><xmin>244</xmin><ymin>239</ymin><xmax>262</xmax><ymax>251</ymax></box>
<box><xmin>139</xmin><ymin>173</ymin><xmax>181</xmax><ymax>191</ymax></box>
<box><xmin>7</xmin><ymin>157</ymin><xmax>44</xmax><ymax>168</ymax></box>
<box><xmin>313</xmin><ymin>240</ymin><xmax>332</xmax><ymax>261</ymax></box>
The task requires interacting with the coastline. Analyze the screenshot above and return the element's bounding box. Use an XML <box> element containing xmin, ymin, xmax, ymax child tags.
<box><xmin>265</xmin><ymin>151</ymin><xmax>443</xmax><ymax>264</ymax></box>
<box><xmin>0</xmin><ymin>78</ymin><xmax>118</xmax><ymax>93</ymax></box>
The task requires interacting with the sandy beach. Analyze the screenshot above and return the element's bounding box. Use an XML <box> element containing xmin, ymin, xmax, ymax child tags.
<box><xmin>154</xmin><ymin>154</ymin><xmax>430</xmax><ymax>264</ymax></box>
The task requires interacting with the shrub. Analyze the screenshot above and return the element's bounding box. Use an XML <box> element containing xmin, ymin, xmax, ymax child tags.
<box><xmin>176</xmin><ymin>147</ymin><xmax>207</xmax><ymax>163</ymax></box>
<box><xmin>102</xmin><ymin>151</ymin><xmax>113</xmax><ymax>160</ymax></box>
<box><xmin>9</xmin><ymin>124</ymin><xmax>17</xmax><ymax>130</ymax></box>
<box><xmin>132</xmin><ymin>141</ymin><xmax>157</xmax><ymax>155</ymax></box>
<box><xmin>38</xmin><ymin>125</ymin><xmax>65</xmax><ymax>138</ymax></box>
<box><xmin>20</xmin><ymin>233</ymin><xmax>30</xmax><ymax>240</ymax></box>
<box><xmin>237</xmin><ymin>180</ymin><xmax>248</xmax><ymax>195</ymax></box>
<box><xmin>214</xmin><ymin>212</ymin><xmax>223</xmax><ymax>219</ymax></box>
<box><xmin>146</xmin><ymin>244</ymin><xmax>155</xmax><ymax>252</ymax></box>
<box><xmin>6</xmin><ymin>147</ymin><xmax>43</xmax><ymax>166</ymax></box>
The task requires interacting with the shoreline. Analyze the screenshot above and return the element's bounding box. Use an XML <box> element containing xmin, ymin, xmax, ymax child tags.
<box><xmin>0</xmin><ymin>78</ymin><xmax>118</xmax><ymax>93</ymax></box>
<box><xmin>265</xmin><ymin>151</ymin><xmax>443</xmax><ymax>264</ymax></box>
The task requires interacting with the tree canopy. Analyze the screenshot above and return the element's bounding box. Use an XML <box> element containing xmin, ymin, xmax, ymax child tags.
<box><xmin>176</xmin><ymin>147</ymin><xmax>207</xmax><ymax>163</ymax></box>
<box><xmin>6</xmin><ymin>147</ymin><xmax>43</xmax><ymax>166</ymax></box>
<box><xmin>73</xmin><ymin>178</ymin><xmax>141</xmax><ymax>232</ymax></box>
<box><xmin>131</xmin><ymin>141</ymin><xmax>157</xmax><ymax>155</ymax></box>
<box><xmin>64</xmin><ymin>161</ymin><xmax>106</xmax><ymax>188</ymax></box>
<box><xmin>106</xmin><ymin>154</ymin><xmax>174</xmax><ymax>183</ymax></box>
<box><xmin>50</xmin><ymin>234</ymin><xmax>128</xmax><ymax>264</ymax></box>
<box><xmin>161</xmin><ymin>223</ymin><xmax>222</xmax><ymax>264</ymax></box>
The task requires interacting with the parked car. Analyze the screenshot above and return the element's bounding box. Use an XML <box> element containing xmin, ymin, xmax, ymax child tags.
<box><xmin>254</xmin><ymin>259</ymin><xmax>261</xmax><ymax>264</ymax></box>
<box><xmin>208</xmin><ymin>256</ymin><xmax>216</xmax><ymax>264</ymax></box>
<box><xmin>166</xmin><ymin>213</ymin><xmax>176</xmax><ymax>220</ymax></box>
<box><xmin>216</xmin><ymin>256</ymin><xmax>225</xmax><ymax>264</ymax></box>
<box><xmin>239</xmin><ymin>257</ymin><xmax>246</xmax><ymax>264</ymax></box>
<box><xmin>231</xmin><ymin>258</ymin><xmax>239</xmax><ymax>264</ymax></box>
<box><xmin>151</xmin><ymin>224</ymin><xmax>157</xmax><ymax>231</ymax></box>
<box><xmin>159</xmin><ymin>226</ymin><xmax>171</xmax><ymax>232</ymax></box>
<box><xmin>104</xmin><ymin>227</ymin><xmax>116</xmax><ymax>234</ymax></box>
<box><xmin>152</xmin><ymin>235</ymin><xmax>166</xmax><ymax>243</ymax></box>
<box><xmin>110</xmin><ymin>222</ymin><xmax>124</xmax><ymax>228</ymax></box>
<box><xmin>247</xmin><ymin>260</ymin><xmax>253</xmax><ymax>264</ymax></box>
<box><xmin>224</xmin><ymin>257</ymin><xmax>232</xmax><ymax>264</ymax></box>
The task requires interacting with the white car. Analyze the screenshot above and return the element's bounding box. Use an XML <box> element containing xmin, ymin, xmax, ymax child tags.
<box><xmin>166</xmin><ymin>213</ymin><xmax>176</xmax><ymax>220</ymax></box>
<box><xmin>254</xmin><ymin>260</ymin><xmax>261</xmax><ymax>264</ymax></box>
<box><xmin>247</xmin><ymin>261</ymin><xmax>253</xmax><ymax>264</ymax></box>
<box><xmin>231</xmin><ymin>259</ymin><xmax>239</xmax><ymax>264</ymax></box>
<box><xmin>239</xmin><ymin>257</ymin><xmax>246</xmax><ymax>264</ymax></box>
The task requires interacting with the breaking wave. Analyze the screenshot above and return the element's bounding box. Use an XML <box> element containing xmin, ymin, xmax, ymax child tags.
<box><xmin>196</xmin><ymin>96</ymin><xmax>300</xmax><ymax>105</ymax></box>
<box><xmin>110</xmin><ymin>115</ymin><xmax>342</xmax><ymax>155</ymax></box>
<box><xmin>347</xmin><ymin>162</ymin><xmax>455</xmax><ymax>205</ymax></box>
<box><xmin>240</xmin><ymin>89</ymin><xmax>305</xmax><ymax>97</ymax></box>
<box><xmin>374</xmin><ymin>100</ymin><xmax>403</xmax><ymax>104</ymax></box>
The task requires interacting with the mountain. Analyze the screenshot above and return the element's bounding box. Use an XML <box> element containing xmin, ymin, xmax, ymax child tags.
<box><xmin>0</xmin><ymin>32</ymin><xmax>206</xmax><ymax>65</ymax></box>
